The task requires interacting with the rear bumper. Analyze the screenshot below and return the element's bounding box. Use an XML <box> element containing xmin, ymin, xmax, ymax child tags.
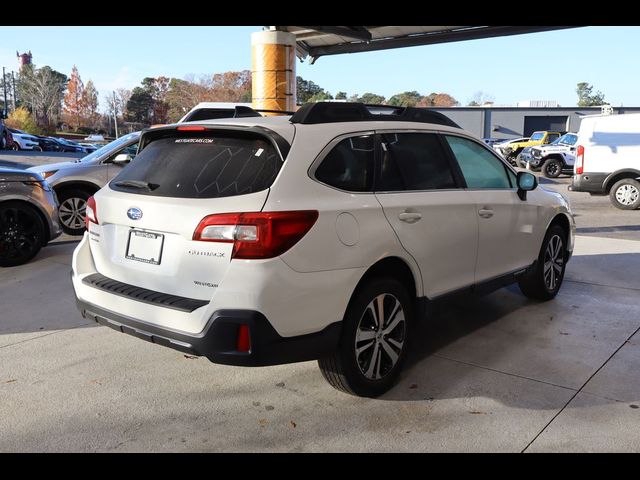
<box><xmin>75</xmin><ymin>296</ymin><xmax>341</xmax><ymax>367</ymax></box>
<box><xmin>569</xmin><ymin>173</ymin><xmax>608</xmax><ymax>194</ymax></box>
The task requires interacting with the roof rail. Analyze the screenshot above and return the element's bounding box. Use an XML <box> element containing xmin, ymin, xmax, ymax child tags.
<box><xmin>289</xmin><ymin>102</ymin><xmax>461</xmax><ymax>128</ymax></box>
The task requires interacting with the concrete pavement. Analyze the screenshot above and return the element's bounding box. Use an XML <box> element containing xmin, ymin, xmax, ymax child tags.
<box><xmin>1</xmin><ymin>232</ymin><xmax>639</xmax><ymax>452</ymax></box>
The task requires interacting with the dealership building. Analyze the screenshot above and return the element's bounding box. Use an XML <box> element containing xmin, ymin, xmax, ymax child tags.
<box><xmin>430</xmin><ymin>105</ymin><xmax>640</xmax><ymax>140</ymax></box>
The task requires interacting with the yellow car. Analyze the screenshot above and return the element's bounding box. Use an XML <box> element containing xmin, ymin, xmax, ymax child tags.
<box><xmin>502</xmin><ymin>131</ymin><xmax>562</xmax><ymax>165</ymax></box>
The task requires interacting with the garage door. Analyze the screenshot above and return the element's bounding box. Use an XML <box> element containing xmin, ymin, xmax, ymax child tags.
<box><xmin>523</xmin><ymin>116</ymin><xmax>568</xmax><ymax>136</ymax></box>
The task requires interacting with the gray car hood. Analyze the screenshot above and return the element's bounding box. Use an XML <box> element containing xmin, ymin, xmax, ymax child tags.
<box><xmin>0</xmin><ymin>167</ymin><xmax>45</xmax><ymax>182</ymax></box>
<box><xmin>28</xmin><ymin>160</ymin><xmax>84</xmax><ymax>173</ymax></box>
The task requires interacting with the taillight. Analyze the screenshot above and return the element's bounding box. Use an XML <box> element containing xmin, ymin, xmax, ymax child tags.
<box><xmin>193</xmin><ymin>210</ymin><xmax>319</xmax><ymax>259</ymax></box>
<box><xmin>236</xmin><ymin>324</ymin><xmax>251</xmax><ymax>352</ymax></box>
<box><xmin>85</xmin><ymin>196</ymin><xmax>98</xmax><ymax>228</ymax></box>
<box><xmin>576</xmin><ymin>145</ymin><xmax>585</xmax><ymax>174</ymax></box>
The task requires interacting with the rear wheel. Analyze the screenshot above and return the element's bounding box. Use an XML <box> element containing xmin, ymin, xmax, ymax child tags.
<box><xmin>57</xmin><ymin>188</ymin><xmax>92</xmax><ymax>235</ymax></box>
<box><xmin>318</xmin><ymin>277</ymin><xmax>413</xmax><ymax>397</ymax></box>
<box><xmin>542</xmin><ymin>158</ymin><xmax>562</xmax><ymax>178</ymax></box>
<box><xmin>609</xmin><ymin>178</ymin><xmax>640</xmax><ymax>210</ymax></box>
<box><xmin>519</xmin><ymin>224</ymin><xmax>567</xmax><ymax>301</ymax></box>
<box><xmin>0</xmin><ymin>201</ymin><xmax>45</xmax><ymax>267</ymax></box>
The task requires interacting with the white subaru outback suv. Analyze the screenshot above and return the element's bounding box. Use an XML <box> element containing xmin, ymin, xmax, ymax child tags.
<box><xmin>71</xmin><ymin>102</ymin><xmax>575</xmax><ymax>397</ymax></box>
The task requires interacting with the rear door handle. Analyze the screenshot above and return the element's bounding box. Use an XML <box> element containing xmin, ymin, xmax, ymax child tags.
<box><xmin>398</xmin><ymin>212</ymin><xmax>422</xmax><ymax>223</ymax></box>
<box><xmin>478</xmin><ymin>208</ymin><xmax>494</xmax><ymax>219</ymax></box>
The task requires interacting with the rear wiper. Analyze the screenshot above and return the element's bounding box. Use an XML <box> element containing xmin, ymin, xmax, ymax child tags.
<box><xmin>114</xmin><ymin>180</ymin><xmax>159</xmax><ymax>191</ymax></box>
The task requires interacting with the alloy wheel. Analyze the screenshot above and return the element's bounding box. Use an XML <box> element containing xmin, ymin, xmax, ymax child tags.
<box><xmin>0</xmin><ymin>207</ymin><xmax>41</xmax><ymax>261</ymax></box>
<box><xmin>354</xmin><ymin>293</ymin><xmax>406</xmax><ymax>380</ymax></box>
<box><xmin>543</xmin><ymin>235</ymin><xmax>564</xmax><ymax>291</ymax></box>
<box><xmin>59</xmin><ymin>197</ymin><xmax>87</xmax><ymax>230</ymax></box>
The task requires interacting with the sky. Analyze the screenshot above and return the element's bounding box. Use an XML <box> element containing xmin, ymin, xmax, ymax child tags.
<box><xmin>0</xmin><ymin>26</ymin><xmax>638</xmax><ymax>111</ymax></box>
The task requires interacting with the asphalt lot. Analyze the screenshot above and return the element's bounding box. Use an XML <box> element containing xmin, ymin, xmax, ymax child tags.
<box><xmin>1</xmin><ymin>159</ymin><xmax>639</xmax><ymax>452</ymax></box>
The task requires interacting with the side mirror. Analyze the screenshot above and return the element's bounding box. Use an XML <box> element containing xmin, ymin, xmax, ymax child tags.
<box><xmin>112</xmin><ymin>153</ymin><xmax>133</xmax><ymax>164</ymax></box>
<box><xmin>517</xmin><ymin>171</ymin><xmax>537</xmax><ymax>200</ymax></box>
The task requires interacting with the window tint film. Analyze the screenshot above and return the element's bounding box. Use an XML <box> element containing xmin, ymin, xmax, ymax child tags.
<box><xmin>445</xmin><ymin>135</ymin><xmax>512</xmax><ymax>189</ymax></box>
<box><xmin>378</xmin><ymin>133</ymin><xmax>456</xmax><ymax>191</ymax></box>
<box><xmin>110</xmin><ymin>133</ymin><xmax>282</xmax><ymax>198</ymax></box>
<box><xmin>315</xmin><ymin>135</ymin><xmax>374</xmax><ymax>192</ymax></box>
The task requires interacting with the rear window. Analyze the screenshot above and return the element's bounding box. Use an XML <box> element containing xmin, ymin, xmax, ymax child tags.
<box><xmin>183</xmin><ymin>108</ymin><xmax>237</xmax><ymax>122</ymax></box>
<box><xmin>110</xmin><ymin>133</ymin><xmax>282</xmax><ymax>199</ymax></box>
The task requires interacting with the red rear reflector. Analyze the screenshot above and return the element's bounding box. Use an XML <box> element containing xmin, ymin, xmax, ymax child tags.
<box><xmin>193</xmin><ymin>211</ymin><xmax>319</xmax><ymax>259</ymax></box>
<box><xmin>236</xmin><ymin>325</ymin><xmax>251</xmax><ymax>352</ymax></box>
<box><xmin>576</xmin><ymin>145</ymin><xmax>585</xmax><ymax>174</ymax></box>
<box><xmin>177</xmin><ymin>126</ymin><xmax>206</xmax><ymax>131</ymax></box>
<box><xmin>85</xmin><ymin>196</ymin><xmax>98</xmax><ymax>228</ymax></box>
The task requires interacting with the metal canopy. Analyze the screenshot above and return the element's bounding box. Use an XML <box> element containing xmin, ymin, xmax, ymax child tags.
<box><xmin>275</xmin><ymin>26</ymin><xmax>580</xmax><ymax>63</ymax></box>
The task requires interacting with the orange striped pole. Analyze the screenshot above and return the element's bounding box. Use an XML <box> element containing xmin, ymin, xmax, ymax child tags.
<box><xmin>251</xmin><ymin>30</ymin><xmax>296</xmax><ymax>114</ymax></box>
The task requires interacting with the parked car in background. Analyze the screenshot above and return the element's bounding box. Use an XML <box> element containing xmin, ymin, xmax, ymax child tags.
<box><xmin>571</xmin><ymin>113</ymin><xmax>640</xmax><ymax>210</ymax></box>
<box><xmin>55</xmin><ymin>137</ymin><xmax>87</xmax><ymax>153</ymax></box>
<box><xmin>0</xmin><ymin>167</ymin><xmax>62</xmax><ymax>267</ymax></box>
<box><xmin>71</xmin><ymin>102</ymin><xmax>575</xmax><ymax>397</ymax></box>
<box><xmin>78</xmin><ymin>143</ymin><xmax>99</xmax><ymax>153</ymax></box>
<box><xmin>8</xmin><ymin>128</ymin><xmax>41</xmax><ymax>151</ymax></box>
<box><xmin>493</xmin><ymin>137</ymin><xmax>529</xmax><ymax>158</ymax></box>
<box><xmin>0</xmin><ymin>115</ymin><xmax>8</xmax><ymax>150</ymax></box>
<box><xmin>521</xmin><ymin>133</ymin><xmax>578</xmax><ymax>178</ymax></box>
<box><xmin>28</xmin><ymin>132</ymin><xmax>141</xmax><ymax>235</ymax></box>
<box><xmin>500</xmin><ymin>131</ymin><xmax>563</xmax><ymax>165</ymax></box>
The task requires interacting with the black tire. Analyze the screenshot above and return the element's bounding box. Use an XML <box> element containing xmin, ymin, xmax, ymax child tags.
<box><xmin>318</xmin><ymin>277</ymin><xmax>413</xmax><ymax>397</ymax></box>
<box><xmin>57</xmin><ymin>188</ymin><xmax>92</xmax><ymax>235</ymax></box>
<box><xmin>609</xmin><ymin>178</ymin><xmax>640</xmax><ymax>210</ymax></box>
<box><xmin>11</xmin><ymin>143</ymin><xmax>20</xmax><ymax>151</ymax></box>
<box><xmin>518</xmin><ymin>224</ymin><xmax>567</xmax><ymax>301</ymax></box>
<box><xmin>0</xmin><ymin>201</ymin><xmax>46</xmax><ymax>267</ymax></box>
<box><xmin>542</xmin><ymin>158</ymin><xmax>562</xmax><ymax>178</ymax></box>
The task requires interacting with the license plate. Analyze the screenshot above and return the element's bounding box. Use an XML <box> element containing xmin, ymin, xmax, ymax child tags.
<box><xmin>125</xmin><ymin>229</ymin><xmax>164</xmax><ymax>265</ymax></box>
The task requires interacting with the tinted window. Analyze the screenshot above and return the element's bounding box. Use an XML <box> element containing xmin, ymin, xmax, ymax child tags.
<box><xmin>315</xmin><ymin>135</ymin><xmax>374</xmax><ymax>192</ymax></box>
<box><xmin>445</xmin><ymin>136</ymin><xmax>512</xmax><ymax>189</ymax></box>
<box><xmin>546</xmin><ymin>133</ymin><xmax>560</xmax><ymax>143</ymax></box>
<box><xmin>378</xmin><ymin>133</ymin><xmax>456</xmax><ymax>191</ymax></box>
<box><xmin>111</xmin><ymin>133</ymin><xmax>281</xmax><ymax>199</ymax></box>
<box><xmin>183</xmin><ymin>108</ymin><xmax>237</xmax><ymax>122</ymax></box>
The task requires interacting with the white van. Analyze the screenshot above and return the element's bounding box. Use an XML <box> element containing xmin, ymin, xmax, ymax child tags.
<box><xmin>571</xmin><ymin>113</ymin><xmax>640</xmax><ymax>210</ymax></box>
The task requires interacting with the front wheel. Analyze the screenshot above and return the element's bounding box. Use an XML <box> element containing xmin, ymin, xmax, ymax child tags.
<box><xmin>518</xmin><ymin>224</ymin><xmax>567</xmax><ymax>301</ymax></box>
<box><xmin>542</xmin><ymin>158</ymin><xmax>562</xmax><ymax>178</ymax></box>
<box><xmin>57</xmin><ymin>188</ymin><xmax>92</xmax><ymax>235</ymax></box>
<box><xmin>609</xmin><ymin>178</ymin><xmax>640</xmax><ymax>210</ymax></box>
<box><xmin>0</xmin><ymin>201</ymin><xmax>45</xmax><ymax>267</ymax></box>
<box><xmin>318</xmin><ymin>277</ymin><xmax>413</xmax><ymax>397</ymax></box>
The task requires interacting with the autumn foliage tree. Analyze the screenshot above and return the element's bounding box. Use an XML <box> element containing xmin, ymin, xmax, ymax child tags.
<box><xmin>63</xmin><ymin>65</ymin><xmax>85</xmax><ymax>129</ymax></box>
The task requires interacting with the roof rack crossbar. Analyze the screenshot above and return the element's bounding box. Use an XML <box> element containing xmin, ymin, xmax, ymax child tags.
<box><xmin>289</xmin><ymin>102</ymin><xmax>460</xmax><ymax>128</ymax></box>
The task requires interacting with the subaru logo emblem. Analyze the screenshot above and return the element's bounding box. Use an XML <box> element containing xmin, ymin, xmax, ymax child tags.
<box><xmin>127</xmin><ymin>207</ymin><xmax>143</xmax><ymax>220</ymax></box>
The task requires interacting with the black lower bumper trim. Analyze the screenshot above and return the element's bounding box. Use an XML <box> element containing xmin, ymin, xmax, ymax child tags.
<box><xmin>569</xmin><ymin>173</ymin><xmax>608</xmax><ymax>194</ymax></box>
<box><xmin>75</xmin><ymin>297</ymin><xmax>342</xmax><ymax>367</ymax></box>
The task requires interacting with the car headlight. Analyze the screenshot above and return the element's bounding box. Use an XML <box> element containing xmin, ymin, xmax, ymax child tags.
<box><xmin>42</xmin><ymin>170</ymin><xmax>58</xmax><ymax>179</ymax></box>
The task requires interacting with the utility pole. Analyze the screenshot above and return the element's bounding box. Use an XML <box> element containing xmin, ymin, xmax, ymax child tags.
<box><xmin>11</xmin><ymin>71</ymin><xmax>16</xmax><ymax>111</ymax></box>
<box><xmin>2</xmin><ymin>67</ymin><xmax>7</xmax><ymax>117</ymax></box>
<box><xmin>112</xmin><ymin>91</ymin><xmax>119</xmax><ymax>138</ymax></box>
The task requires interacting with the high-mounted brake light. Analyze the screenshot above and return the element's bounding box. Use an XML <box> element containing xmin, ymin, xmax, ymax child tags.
<box><xmin>193</xmin><ymin>211</ymin><xmax>319</xmax><ymax>259</ymax></box>
<box><xmin>576</xmin><ymin>145</ymin><xmax>585</xmax><ymax>174</ymax></box>
<box><xmin>177</xmin><ymin>126</ymin><xmax>206</xmax><ymax>131</ymax></box>
<box><xmin>85</xmin><ymin>196</ymin><xmax>98</xmax><ymax>228</ymax></box>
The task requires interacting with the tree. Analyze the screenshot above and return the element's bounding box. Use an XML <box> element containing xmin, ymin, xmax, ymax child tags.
<box><xmin>82</xmin><ymin>80</ymin><xmax>99</xmax><ymax>127</ymax></box>
<box><xmin>420</xmin><ymin>92</ymin><xmax>459</xmax><ymax>107</ymax></box>
<box><xmin>126</xmin><ymin>87</ymin><xmax>154</xmax><ymax>123</ymax></box>
<box><xmin>297</xmin><ymin>76</ymin><xmax>328</xmax><ymax>104</ymax></box>
<box><xmin>576</xmin><ymin>82</ymin><xmax>606</xmax><ymax>107</ymax></box>
<box><xmin>17</xmin><ymin>64</ymin><xmax>67</xmax><ymax>132</ymax></box>
<box><xmin>63</xmin><ymin>65</ymin><xmax>85</xmax><ymax>129</ymax></box>
<box><xmin>308</xmin><ymin>91</ymin><xmax>334</xmax><ymax>102</ymax></box>
<box><xmin>387</xmin><ymin>91</ymin><xmax>422</xmax><ymax>107</ymax></box>
<box><xmin>357</xmin><ymin>93</ymin><xmax>386</xmax><ymax>104</ymax></box>
<box><xmin>335</xmin><ymin>91</ymin><xmax>347</xmax><ymax>100</ymax></box>
<box><xmin>5</xmin><ymin>106</ymin><xmax>40</xmax><ymax>135</ymax></box>
<box><xmin>209</xmin><ymin>70</ymin><xmax>252</xmax><ymax>102</ymax></box>
<box><xmin>467</xmin><ymin>91</ymin><xmax>494</xmax><ymax>106</ymax></box>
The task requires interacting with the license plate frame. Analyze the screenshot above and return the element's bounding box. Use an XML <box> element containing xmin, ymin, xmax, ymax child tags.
<box><xmin>125</xmin><ymin>229</ymin><xmax>165</xmax><ymax>265</ymax></box>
